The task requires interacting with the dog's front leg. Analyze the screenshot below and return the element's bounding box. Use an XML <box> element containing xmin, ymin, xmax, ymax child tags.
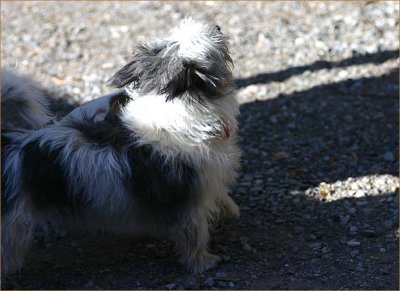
<box><xmin>172</xmin><ymin>210</ymin><xmax>221</xmax><ymax>273</ymax></box>
<box><xmin>218</xmin><ymin>192</ymin><xmax>240</xmax><ymax>221</ymax></box>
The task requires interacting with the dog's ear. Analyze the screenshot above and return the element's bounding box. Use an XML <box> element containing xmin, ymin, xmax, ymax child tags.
<box><xmin>163</xmin><ymin>61</ymin><xmax>222</xmax><ymax>102</ymax></box>
<box><xmin>109</xmin><ymin>45</ymin><xmax>161</xmax><ymax>89</ymax></box>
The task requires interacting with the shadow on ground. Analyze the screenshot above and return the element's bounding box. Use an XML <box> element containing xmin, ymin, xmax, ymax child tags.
<box><xmin>2</xmin><ymin>51</ymin><xmax>399</xmax><ymax>290</ymax></box>
<box><xmin>235</xmin><ymin>49</ymin><xmax>399</xmax><ymax>88</ymax></box>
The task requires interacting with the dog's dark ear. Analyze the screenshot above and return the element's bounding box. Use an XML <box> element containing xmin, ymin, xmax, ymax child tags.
<box><xmin>163</xmin><ymin>61</ymin><xmax>222</xmax><ymax>102</ymax></box>
<box><xmin>109</xmin><ymin>45</ymin><xmax>160</xmax><ymax>89</ymax></box>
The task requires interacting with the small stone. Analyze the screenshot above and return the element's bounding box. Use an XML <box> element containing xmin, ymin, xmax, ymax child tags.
<box><xmin>340</xmin><ymin>215</ymin><xmax>350</xmax><ymax>226</ymax></box>
<box><xmin>348</xmin><ymin>208</ymin><xmax>356</xmax><ymax>214</ymax></box>
<box><xmin>56</xmin><ymin>230</ymin><xmax>67</xmax><ymax>238</ymax></box>
<box><xmin>215</xmin><ymin>272</ymin><xmax>236</xmax><ymax>282</ymax></box>
<box><xmin>379</xmin><ymin>267</ymin><xmax>390</xmax><ymax>275</ymax></box>
<box><xmin>347</xmin><ymin>240</ymin><xmax>361</xmax><ymax>247</ymax></box>
<box><xmin>240</xmin><ymin>236</ymin><xmax>252</xmax><ymax>251</ymax></box>
<box><xmin>242</xmin><ymin>243</ymin><xmax>252</xmax><ymax>251</ymax></box>
<box><xmin>227</xmin><ymin>282</ymin><xmax>235</xmax><ymax>288</ymax></box>
<box><xmin>182</xmin><ymin>276</ymin><xmax>199</xmax><ymax>290</ymax></box>
<box><xmin>84</xmin><ymin>281</ymin><xmax>95</xmax><ymax>289</ymax></box>
<box><xmin>319</xmin><ymin>183</ymin><xmax>331</xmax><ymax>198</ymax></box>
<box><xmin>350</xmin><ymin>250</ymin><xmax>359</xmax><ymax>257</ymax></box>
<box><xmin>383</xmin><ymin>151</ymin><xmax>395</xmax><ymax>161</ymax></box>
<box><xmin>349</xmin><ymin>226</ymin><xmax>358</xmax><ymax>233</ymax></box>
<box><xmin>126</xmin><ymin>252</ymin><xmax>135</xmax><ymax>259</ymax></box>
<box><xmin>239</xmin><ymin>236</ymin><xmax>249</xmax><ymax>244</ymax></box>
<box><xmin>321</xmin><ymin>246</ymin><xmax>330</xmax><ymax>254</ymax></box>
<box><xmin>202</xmin><ymin>277</ymin><xmax>215</xmax><ymax>287</ymax></box>
<box><xmin>163</xmin><ymin>275</ymin><xmax>176</xmax><ymax>282</ymax></box>
<box><xmin>217</xmin><ymin>281</ymin><xmax>226</xmax><ymax>288</ymax></box>
<box><xmin>221</xmin><ymin>255</ymin><xmax>231</xmax><ymax>262</ymax></box>
<box><xmin>354</xmin><ymin>190</ymin><xmax>366</xmax><ymax>198</ymax></box>
<box><xmin>360</xmin><ymin>229</ymin><xmax>377</xmax><ymax>237</ymax></box>
<box><xmin>309</xmin><ymin>242</ymin><xmax>322</xmax><ymax>250</ymax></box>
<box><xmin>145</xmin><ymin>243</ymin><xmax>156</xmax><ymax>249</ymax></box>
<box><xmin>383</xmin><ymin>220</ymin><xmax>393</xmax><ymax>229</ymax></box>
<box><xmin>165</xmin><ymin>283</ymin><xmax>176</xmax><ymax>290</ymax></box>
<box><xmin>380</xmin><ymin>247</ymin><xmax>386</xmax><ymax>252</ymax></box>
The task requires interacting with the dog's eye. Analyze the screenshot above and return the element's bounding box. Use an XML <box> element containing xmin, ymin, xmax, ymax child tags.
<box><xmin>215</xmin><ymin>25</ymin><xmax>221</xmax><ymax>31</ymax></box>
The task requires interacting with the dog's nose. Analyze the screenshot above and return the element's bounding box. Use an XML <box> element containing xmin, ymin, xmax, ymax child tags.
<box><xmin>215</xmin><ymin>25</ymin><xmax>221</xmax><ymax>31</ymax></box>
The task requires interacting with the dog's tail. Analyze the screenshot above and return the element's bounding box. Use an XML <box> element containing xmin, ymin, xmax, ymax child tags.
<box><xmin>1</xmin><ymin>68</ymin><xmax>53</xmax><ymax>129</ymax></box>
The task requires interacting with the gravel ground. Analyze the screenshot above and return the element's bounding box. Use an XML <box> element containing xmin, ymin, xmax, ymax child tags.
<box><xmin>1</xmin><ymin>1</ymin><xmax>399</xmax><ymax>290</ymax></box>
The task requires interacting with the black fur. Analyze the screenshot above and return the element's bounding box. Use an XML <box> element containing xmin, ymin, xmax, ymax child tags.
<box><xmin>67</xmin><ymin>109</ymin><xmax>199</xmax><ymax>220</ymax></box>
<box><xmin>127</xmin><ymin>145</ymin><xmax>199</xmax><ymax>218</ymax></box>
<box><xmin>20</xmin><ymin>140</ymin><xmax>82</xmax><ymax>210</ymax></box>
<box><xmin>67</xmin><ymin>92</ymin><xmax>133</xmax><ymax>150</ymax></box>
<box><xmin>109</xmin><ymin>43</ymin><xmax>232</xmax><ymax>105</ymax></box>
<box><xmin>108</xmin><ymin>91</ymin><xmax>132</xmax><ymax>117</ymax></box>
<box><xmin>1</xmin><ymin>132</ymin><xmax>15</xmax><ymax>214</ymax></box>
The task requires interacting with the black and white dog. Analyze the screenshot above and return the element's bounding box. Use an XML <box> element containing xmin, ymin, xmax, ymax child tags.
<box><xmin>1</xmin><ymin>18</ymin><xmax>240</xmax><ymax>275</ymax></box>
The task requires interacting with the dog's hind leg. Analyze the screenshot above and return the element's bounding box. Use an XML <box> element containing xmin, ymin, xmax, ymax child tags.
<box><xmin>1</xmin><ymin>195</ymin><xmax>35</xmax><ymax>276</ymax></box>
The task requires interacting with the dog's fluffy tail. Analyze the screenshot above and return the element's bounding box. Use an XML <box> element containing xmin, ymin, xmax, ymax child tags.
<box><xmin>1</xmin><ymin>69</ymin><xmax>53</xmax><ymax>129</ymax></box>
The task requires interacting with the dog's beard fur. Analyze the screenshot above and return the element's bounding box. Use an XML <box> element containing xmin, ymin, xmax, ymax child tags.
<box><xmin>1</xmin><ymin>18</ymin><xmax>241</xmax><ymax>275</ymax></box>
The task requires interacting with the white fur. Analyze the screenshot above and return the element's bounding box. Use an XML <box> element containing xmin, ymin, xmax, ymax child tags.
<box><xmin>121</xmin><ymin>85</ymin><xmax>241</xmax><ymax>227</ymax></box>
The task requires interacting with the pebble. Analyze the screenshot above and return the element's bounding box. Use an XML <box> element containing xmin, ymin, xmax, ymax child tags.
<box><xmin>355</xmin><ymin>266</ymin><xmax>365</xmax><ymax>272</ymax></box>
<box><xmin>354</xmin><ymin>190</ymin><xmax>366</xmax><ymax>198</ymax></box>
<box><xmin>309</xmin><ymin>242</ymin><xmax>322</xmax><ymax>250</ymax></box>
<box><xmin>221</xmin><ymin>255</ymin><xmax>231</xmax><ymax>262</ymax></box>
<box><xmin>202</xmin><ymin>277</ymin><xmax>215</xmax><ymax>288</ymax></box>
<box><xmin>379</xmin><ymin>267</ymin><xmax>390</xmax><ymax>275</ymax></box>
<box><xmin>182</xmin><ymin>276</ymin><xmax>199</xmax><ymax>290</ymax></box>
<box><xmin>383</xmin><ymin>151</ymin><xmax>395</xmax><ymax>161</ymax></box>
<box><xmin>84</xmin><ymin>281</ymin><xmax>95</xmax><ymax>289</ymax></box>
<box><xmin>383</xmin><ymin>220</ymin><xmax>394</xmax><ymax>229</ymax></box>
<box><xmin>240</xmin><ymin>236</ymin><xmax>252</xmax><ymax>251</ymax></box>
<box><xmin>215</xmin><ymin>272</ymin><xmax>236</xmax><ymax>282</ymax></box>
<box><xmin>349</xmin><ymin>226</ymin><xmax>358</xmax><ymax>233</ymax></box>
<box><xmin>361</xmin><ymin>229</ymin><xmax>377</xmax><ymax>237</ymax></box>
<box><xmin>321</xmin><ymin>246</ymin><xmax>330</xmax><ymax>254</ymax></box>
<box><xmin>350</xmin><ymin>250</ymin><xmax>360</xmax><ymax>257</ymax></box>
<box><xmin>165</xmin><ymin>283</ymin><xmax>176</xmax><ymax>290</ymax></box>
<box><xmin>347</xmin><ymin>240</ymin><xmax>361</xmax><ymax>247</ymax></box>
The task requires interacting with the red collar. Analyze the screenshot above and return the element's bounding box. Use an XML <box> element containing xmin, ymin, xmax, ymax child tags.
<box><xmin>222</xmin><ymin>124</ymin><xmax>231</xmax><ymax>140</ymax></box>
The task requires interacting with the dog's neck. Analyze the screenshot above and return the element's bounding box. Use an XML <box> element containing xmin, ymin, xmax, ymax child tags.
<box><xmin>119</xmin><ymin>89</ymin><xmax>237</xmax><ymax>157</ymax></box>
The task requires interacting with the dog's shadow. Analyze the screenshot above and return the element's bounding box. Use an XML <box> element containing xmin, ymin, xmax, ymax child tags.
<box><xmin>4</xmin><ymin>50</ymin><xmax>399</xmax><ymax>290</ymax></box>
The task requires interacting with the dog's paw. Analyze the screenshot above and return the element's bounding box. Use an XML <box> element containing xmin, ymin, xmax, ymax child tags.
<box><xmin>219</xmin><ymin>199</ymin><xmax>240</xmax><ymax>221</ymax></box>
<box><xmin>188</xmin><ymin>252</ymin><xmax>221</xmax><ymax>273</ymax></box>
<box><xmin>226</xmin><ymin>202</ymin><xmax>240</xmax><ymax>220</ymax></box>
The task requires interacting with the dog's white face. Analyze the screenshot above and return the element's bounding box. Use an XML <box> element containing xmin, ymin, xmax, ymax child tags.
<box><xmin>110</xmin><ymin>18</ymin><xmax>234</xmax><ymax>100</ymax></box>
<box><xmin>109</xmin><ymin>18</ymin><xmax>239</xmax><ymax>155</ymax></box>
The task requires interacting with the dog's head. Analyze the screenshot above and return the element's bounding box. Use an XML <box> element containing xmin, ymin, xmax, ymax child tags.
<box><xmin>109</xmin><ymin>18</ymin><xmax>234</xmax><ymax>104</ymax></box>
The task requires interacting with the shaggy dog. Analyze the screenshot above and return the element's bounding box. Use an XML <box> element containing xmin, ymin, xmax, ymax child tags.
<box><xmin>1</xmin><ymin>18</ymin><xmax>240</xmax><ymax>275</ymax></box>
